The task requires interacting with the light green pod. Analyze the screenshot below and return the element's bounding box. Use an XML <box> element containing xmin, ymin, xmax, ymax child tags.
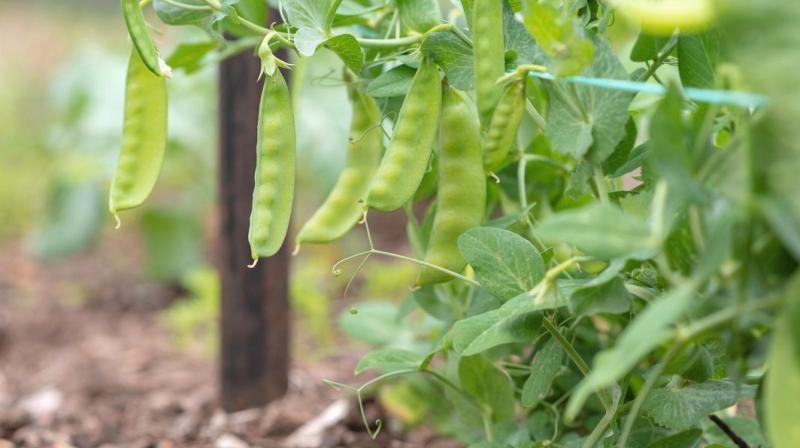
<box><xmin>109</xmin><ymin>48</ymin><xmax>168</xmax><ymax>215</ymax></box>
<box><xmin>418</xmin><ymin>86</ymin><xmax>486</xmax><ymax>285</ymax></box>
<box><xmin>367</xmin><ymin>58</ymin><xmax>442</xmax><ymax>211</ymax></box>
<box><xmin>296</xmin><ymin>89</ymin><xmax>382</xmax><ymax>244</ymax></box>
<box><xmin>472</xmin><ymin>0</ymin><xmax>506</xmax><ymax>127</ymax></box>
<box><xmin>248</xmin><ymin>70</ymin><xmax>296</xmax><ymax>260</ymax></box>
<box><xmin>121</xmin><ymin>0</ymin><xmax>163</xmax><ymax>77</ymax></box>
<box><xmin>483</xmin><ymin>79</ymin><xmax>525</xmax><ymax>172</ymax></box>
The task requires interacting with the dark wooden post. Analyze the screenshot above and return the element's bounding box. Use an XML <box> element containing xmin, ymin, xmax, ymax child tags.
<box><xmin>217</xmin><ymin>39</ymin><xmax>290</xmax><ymax>411</ymax></box>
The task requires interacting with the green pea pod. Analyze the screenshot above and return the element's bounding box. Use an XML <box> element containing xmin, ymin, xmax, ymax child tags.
<box><xmin>367</xmin><ymin>58</ymin><xmax>442</xmax><ymax>212</ymax></box>
<box><xmin>296</xmin><ymin>89</ymin><xmax>382</xmax><ymax>244</ymax></box>
<box><xmin>483</xmin><ymin>78</ymin><xmax>525</xmax><ymax>172</ymax></box>
<box><xmin>109</xmin><ymin>48</ymin><xmax>168</xmax><ymax>215</ymax></box>
<box><xmin>121</xmin><ymin>0</ymin><xmax>166</xmax><ymax>77</ymax></box>
<box><xmin>248</xmin><ymin>70</ymin><xmax>296</xmax><ymax>261</ymax></box>
<box><xmin>472</xmin><ymin>0</ymin><xmax>506</xmax><ymax>126</ymax></box>
<box><xmin>418</xmin><ymin>86</ymin><xmax>486</xmax><ymax>285</ymax></box>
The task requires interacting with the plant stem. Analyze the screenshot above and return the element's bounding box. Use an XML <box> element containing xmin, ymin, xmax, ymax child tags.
<box><xmin>541</xmin><ymin>320</ymin><xmax>590</xmax><ymax>376</ymax></box>
<box><xmin>582</xmin><ymin>388</ymin><xmax>620</xmax><ymax>448</ymax></box>
<box><xmin>593</xmin><ymin>165</ymin><xmax>609</xmax><ymax>203</ymax></box>
<box><xmin>370</xmin><ymin>250</ymin><xmax>479</xmax><ymax>286</ymax></box>
<box><xmin>160</xmin><ymin>0</ymin><xmax>212</xmax><ymax>11</ymax></box>
<box><xmin>357</xmin><ymin>35</ymin><xmax>422</xmax><ymax>48</ymax></box>
<box><xmin>525</xmin><ymin>100</ymin><xmax>548</xmax><ymax>130</ymax></box>
<box><xmin>617</xmin><ymin>342</ymin><xmax>682</xmax><ymax>447</ymax></box>
<box><xmin>636</xmin><ymin>37</ymin><xmax>678</xmax><ymax>83</ymax></box>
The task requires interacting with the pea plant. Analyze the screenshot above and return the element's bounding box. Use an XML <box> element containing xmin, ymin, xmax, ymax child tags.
<box><xmin>112</xmin><ymin>0</ymin><xmax>800</xmax><ymax>446</ymax></box>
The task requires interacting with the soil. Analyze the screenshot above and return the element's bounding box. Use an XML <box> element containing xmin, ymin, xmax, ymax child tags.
<box><xmin>0</xmin><ymin>235</ymin><xmax>460</xmax><ymax>448</ymax></box>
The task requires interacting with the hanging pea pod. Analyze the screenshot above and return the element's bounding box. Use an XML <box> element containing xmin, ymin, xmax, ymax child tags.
<box><xmin>483</xmin><ymin>78</ymin><xmax>526</xmax><ymax>172</ymax></box>
<box><xmin>367</xmin><ymin>58</ymin><xmax>442</xmax><ymax>211</ymax></box>
<box><xmin>109</xmin><ymin>48</ymin><xmax>168</xmax><ymax>216</ymax></box>
<box><xmin>418</xmin><ymin>85</ymin><xmax>486</xmax><ymax>285</ymax></box>
<box><xmin>472</xmin><ymin>0</ymin><xmax>506</xmax><ymax>127</ymax></box>
<box><xmin>121</xmin><ymin>0</ymin><xmax>170</xmax><ymax>77</ymax></box>
<box><xmin>296</xmin><ymin>88</ymin><xmax>383</xmax><ymax>244</ymax></box>
<box><xmin>248</xmin><ymin>69</ymin><xmax>296</xmax><ymax>261</ymax></box>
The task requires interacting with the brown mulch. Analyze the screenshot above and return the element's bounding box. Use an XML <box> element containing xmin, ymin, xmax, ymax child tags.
<box><xmin>0</xmin><ymin>236</ymin><xmax>460</xmax><ymax>448</ymax></box>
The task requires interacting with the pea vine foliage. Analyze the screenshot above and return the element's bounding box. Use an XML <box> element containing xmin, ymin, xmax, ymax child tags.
<box><xmin>111</xmin><ymin>0</ymin><xmax>800</xmax><ymax>446</ymax></box>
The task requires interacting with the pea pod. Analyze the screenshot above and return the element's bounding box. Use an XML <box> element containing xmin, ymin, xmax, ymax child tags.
<box><xmin>418</xmin><ymin>86</ymin><xmax>486</xmax><ymax>285</ymax></box>
<box><xmin>109</xmin><ymin>48</ymin><xmax>168</xmax><ymax>215</ymax></box>
<box><xmin>483</xmin><ymin>78</ymin><xmax>525</xmax><ymax>171</ymax></box>
<box><xmin>121</xmin><ymin>0</ymin><xmax>167</xmax><ymax>77</ymax></box>
<box><xmin>297</xmin><ymin>88</ymin><xmax>382</xmax><ymax>244</ymax></box>
<box><xmin>472</xmin><ymin>0</ymin><xmax>506</xmax><ymax>126</ymax></box>
<box><xmin>367</xmin><ymin>58</ymin><xmax>442</xmax><ymax>211</ymax></box>
<box><xmin>248</xmin><ymin>70</ymin><xmax>296</xmax><ymax>260</ymax></box>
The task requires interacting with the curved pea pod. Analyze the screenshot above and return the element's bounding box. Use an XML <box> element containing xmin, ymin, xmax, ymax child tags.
<box><xmin>483</xmin><ymin>78</ymin><xmax>525</xmax><ymax>172</ymax></box>
<box><xmin>367</xmin><ymin>58</ymin><xmax>442</xmax><ymax>212</ymax></box>
<box><xmin>109</xmin><ymin>48</ymin><xmax>168</xmax><ymax>215</ymax></box>
<box><xmin>121</xmin><ymin>0</ymin><xmax>169</xmax><ymax>77</ymax></box>
<box><xmin>296</xmin><ymin>89</ymin><xmax>382</xmax><ymax>244</ymax></box>
<box><xmin>472</xmin><ymin>0</ymin><xmax>506</xmax><ymax>126</ymax></box>
<box><xmin>248</xmin><ymin>70</ymin><xmax>296</xmax><ymax>260</ymax></box>
<box><xmin>418</xmin><ymin>86</ymin><xmax>486</xmax><ymax>285</ymax></box>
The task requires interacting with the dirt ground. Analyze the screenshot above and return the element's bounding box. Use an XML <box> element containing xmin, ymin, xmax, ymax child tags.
<box><xmin>0</xmin><ymin>236</ymin><xmax>459</xmax><ymax>448</ymax></box>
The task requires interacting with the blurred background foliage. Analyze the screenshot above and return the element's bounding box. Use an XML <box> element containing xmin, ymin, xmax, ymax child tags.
<box><xmin>0</xmin><ymin>0</ymin><xmax>419</xmax><ymax>360</ymax></box>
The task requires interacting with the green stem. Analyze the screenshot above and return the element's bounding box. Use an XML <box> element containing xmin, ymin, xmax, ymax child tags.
<box><xmin>525</xmin><ymin>100</ymin><xmax>548</xmax><ymax>130</ymax></box>
<box><xmin>160</xmin><ymin>0</ymin><xmax>212</xmax><ymax>11</ymax></box>
<box><xmin>139</xmin><ymin>0</ymin><xmax>153</xmax><ymax>7</ymax></box>
<box><xmin>636</xmin><ymin>37</ymin><xmax>678</xmax><ymax>83</ymax></box>
<box><xmin>542</xmin><ymin>319</ymin><xmax>591</xmax><ymax>376</ymax></box>
<box><xmin>357</xmin><ymin>35</ymin><xmax>422</xmax><ymax>48</ymax></box>
<box><xmin>582</xmin><ymin>388</ymin><xmax>620</xmax><ymax>448</ymax></box>
<box><xmin>593</xmin><ymin>165</ymin><xmax>609</xmax><ymax>203</ymax></box>
<box><xmin>617</xmin><ymin>343</ymin><xmax>683</xmax><ymax>447</ymax></box>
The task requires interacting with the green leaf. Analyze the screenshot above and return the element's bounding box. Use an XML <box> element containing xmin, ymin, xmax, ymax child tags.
<box><xmin>283</xmin><ymin>0</ymin><xmax>335</xmax><ymax>30</ymax></box>
<box><xmin>284</xmin><ymin>0</ymin><xmax>339</xmax><ymax>55</ymax></box>
<box><xmin>522</xmin><ymin>0</ymin><xmax>594</xmax><ymax>75</ymax></box>
<box><xmin>758</xmin><ymin>194</ymin><xmax>800</xmax><ymax>262</ymax></box>
<box><xmin>294</xmin><ymin>27</ymin><xmax>328</xmax><ymax>56</ymax></box>
<box><xmin>29</xmin><ymin>181</ymin><xmax>103</xmax><ymax>260</ymax></box>
<box><xmin>140</xmin><ymin>208</ymin><xmax>203</xmax><ymax>281</ymax></box>
<box><xmin>545</xmin><ymin>39</ymin><xmax>634</xmax><ymax>163</ymax></box>
<box><xmin>397</xmin><ymin>0</ymin><xmax>441</xmax><ymax>33</ymax></box>
<box><xmin>569</xmin><ymin>276</ymin><xmax>632</xmax><ymax>315</ymax></box>
<box><xmin>567</xmin><ymin>281</ymin><xmax>698</xmax><ymax>419</ymax></box>
<box><xmin>677</xmin><ymin>31</ymin><xmax>719</xmax><ymax>89</ymax></box>
<box><xmin>420</xmin><ymin>31</ymin><xmax>474</xmax><ymax>90</ymax></box>
<box><xmin>647</xmin><ymin>429</ymin><xmax>702</xmax><ymax>448</ymax></box>
<box><xmin>453</xmin><ymin>289</ymin><xmax>565</xmax><ymax>355</ymax></box>
<box><xmin>411</xmin><ymin>286</ymin><xmax>453</xmax><ymax>321</ymax></box>
<box><xmin>367</xmin><ymin>65</ymin><xmax>416</xmax><ymax>98</ymax></box>
<box><xmin>521</xmin><ymin>338</ymin><xmax>564</xmax><ymax>407</ymax></box>
<box><xmin>602</xmin><ymin>118</ymin><xmax>637</xmax><ymax>175</ymax></box>
<box><xmin>323</xmin><ymin>34</ymin><xmax>364</xmax><ymax>73</ymax></box>
<box><xmin>536</xmin><ymin>203</ymin><xmax>658</xmax><ymax>260</ymax></box>
<box><xmin>643</xmin><ymin>381</ymin><xmax>755</xmax><ymax>430</ymax></box>
<box><xmin>338</xmin><ymin>301</ymin><xmax>412</xmax><ymax>346</ymax></box>
<box><xmin>459</xmin><ymin>355</ymin><xmax>515</xmax><ymax>423</ymax></box>
<box><xmin>630</xmin><ymin>32</ymin><xmax>668</xmax><ymax>62</ymax></box>
<box><xmin>503</xmin><ymin>1</ymin><xmax>547</xmax><ymax>66</ymax></box>
<box><xmin>765</xmin><ymin>275</ymin><xmax>800</xmax><ymax>448</ymax></box>
<box><xmin>153</xmin><ymin>0</ymin><xmax>214</xmax><ymax>25</ymax></box>
<box><xmin>458</xmin><ymin>227</ymin><xmax>545</xmax><ymax>301</ymax></box>
<box><xmin>648</xmin><ymin>84</ymin><xmax>696</xmax><ymax>192</ymax></box>
<box><xmin>166</xmin><ymin>41</ymin><xmax>219</xmax><ymax>74</ymax></box>
<box><xmin>355</xmin><ymin>348</ymin><xmax>422</xmax><ymax>374</ymax></box>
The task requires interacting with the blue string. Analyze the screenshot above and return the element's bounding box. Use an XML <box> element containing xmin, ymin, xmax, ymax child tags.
<box><xmin>527</xmin><ymin>71</ymin><xmax>770</xmax><ymax>109</ymax></box>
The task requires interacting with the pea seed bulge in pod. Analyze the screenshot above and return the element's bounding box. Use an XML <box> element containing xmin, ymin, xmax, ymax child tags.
<box><xmin>1</xmin><ymin>0</ymin><xmax>798</xmax><ymax>447</ymax></box>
